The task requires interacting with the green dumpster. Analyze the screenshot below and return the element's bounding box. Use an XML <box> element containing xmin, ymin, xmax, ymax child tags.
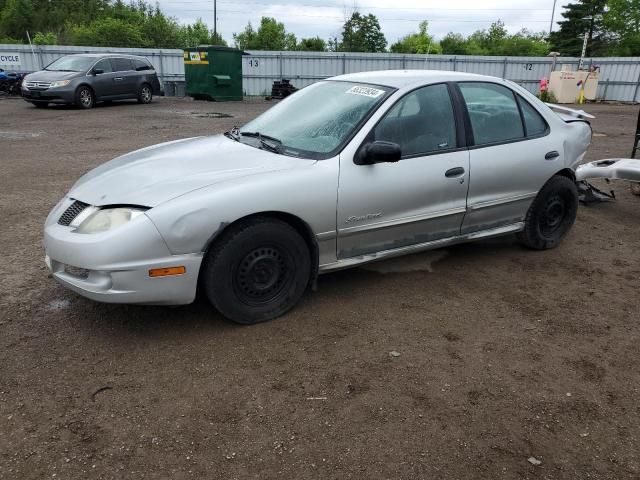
<box><xmin>183</xmin><ymin>46</ymin><xmax>243</xmax><ymax>101</ymax></box>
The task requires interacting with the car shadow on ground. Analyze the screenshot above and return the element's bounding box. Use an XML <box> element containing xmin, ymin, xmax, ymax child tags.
<box><xmin>50</xmin><ymin>235</ymin><xmax>526</xmax><ymax>338</ymax></box>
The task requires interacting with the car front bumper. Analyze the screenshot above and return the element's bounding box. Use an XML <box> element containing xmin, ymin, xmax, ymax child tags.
<box><xmin>44</xmin><ymin>199</ymin><xmax>203</xmax><ymax>305</ymax></box>
<box><xmin>22</xmin><ymin>86</ymin><xmax>76</xmax><ymax>104</ymax></box>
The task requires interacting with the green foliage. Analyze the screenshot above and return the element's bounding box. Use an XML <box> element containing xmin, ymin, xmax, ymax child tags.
<box><xmin>390</xmin><ymin>21</ymin><xmax>441</xmax><ymax>54</ymax></box>
<box><xmin>549</xmin><ymin>0</ymin><xmax>610</xmax><ymax>56</ymax></box>
<box><xmin>70</xmin><ymin>17</ymin><xmax>146</xmax><ymax>47</ymax></box>
<box><xmin>440</xmin><ymin>21</ymin><xmax>549</xmax><ymax>56</ymax></box>
<box><xmin>605</xmin><ymin>0</ymin><xmax>640</xmax><ymax>55</ymax></box>
<box><xmin>296</xmin><ymin>36</ymin><xmax>326</xmax><ymax>52</ymax></box>
<box><xmin>32</xmin><ymin>31</ymin><xmax>56</xmax><ymax>45</ymax></box>
<box><xmin>537</xmin><ymin>90</ymin><xmax>558</xmax><ymax>103</ymax></box>
<box><xmin>234</xmin><ymin>17</ymin><xmax>296</xmax><ymax>50</ymax></box>
<box><xmin>0</xmin><ymin>0</ymin><xmax>34</xmax><ymax>40</ymax></box>
<box><xmin>340</xmin><ymin>12</ymin><xmax>386</xmax><ymax>53</ymax></box>
<box><xmin>0</xmin><ymin>35</ymin><xmax>21</xmax><ymax>44</ymax></box>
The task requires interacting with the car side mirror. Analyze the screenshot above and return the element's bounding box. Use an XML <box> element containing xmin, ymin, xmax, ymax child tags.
<box><xmin>92</xmin><ymin>68</ymin><xmax>104</xmax><ymax>75</ymax></box>
<box><xmin>355</xmin><ymin>141</ymin><xmax>402</xmax><ymax>165</ymax></box>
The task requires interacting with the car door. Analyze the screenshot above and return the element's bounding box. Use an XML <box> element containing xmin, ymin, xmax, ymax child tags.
<box><xmin>457</xmin><ymin>81</ymin><xmax>563</xmax><ymax>235</ymax></box>
<box><xmin>337</xmin><ymin>83</ymin><xmax>470</xmax><ymax>259</ymax></box>
<box><xmin>90</xmin><ymin>58</ymin><xmax>118</xmax><ymax>99</ymax></box>
<box><xmin>110</xmin><ymin>57</ymin><xmax>136</xmax><ymax>96</ymax></box>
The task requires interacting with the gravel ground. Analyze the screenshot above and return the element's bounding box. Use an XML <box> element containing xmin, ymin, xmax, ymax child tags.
<box><xmin>0</xmin><ymin>96</ymin><xmax>639</xmax><ymax>480</ymax></box>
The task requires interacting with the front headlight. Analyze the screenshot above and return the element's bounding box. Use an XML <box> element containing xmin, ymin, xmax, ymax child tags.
<box><xmin>75</xmin><ymin>207</ymin><xmax>146</xmax><ymax>234</ymax></box>
<box><xmin>50</xmin><ymin>80</ymin><xmax>71</xmax><ymax>88</ymax></box>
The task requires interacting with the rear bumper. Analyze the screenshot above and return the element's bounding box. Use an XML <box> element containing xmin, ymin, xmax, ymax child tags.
<box><xmin>576</xmin><ymin>159</ymin><xmax>640</xmax><ymax>182</ymax></box>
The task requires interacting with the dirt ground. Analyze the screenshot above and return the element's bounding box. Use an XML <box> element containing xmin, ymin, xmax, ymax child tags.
<box><xmin>0</xmin><ymin>96</ymin><xmax>639</xmax><ymax>480</ymax></box>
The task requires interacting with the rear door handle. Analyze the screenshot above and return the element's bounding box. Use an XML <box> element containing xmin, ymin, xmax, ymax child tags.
<box><xmin>545</xmin><ymin>150</ymin><xmax>560</xmax><ymax>160</ymax></box>
<box><xmin>445</xmin><ymin>167</ymin><xmax>465</xmax><ymax>178</ymax></box>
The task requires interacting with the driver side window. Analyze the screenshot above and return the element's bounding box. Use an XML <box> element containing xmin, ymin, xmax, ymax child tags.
<box><xmin>94</xmin><ymin>59</ymin><xmax>113</xmax><ymax>73</ymax></box>
<box><xmin>374</xmin><ymin>84</ymin><xmax>457</xmax><ymax>157</ymax></box>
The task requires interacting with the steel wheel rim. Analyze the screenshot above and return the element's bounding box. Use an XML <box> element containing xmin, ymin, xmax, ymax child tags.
<box><xmin>233</xmin><ymin>246</ymin><xmax>293</xmax><ymax>306</ymax></box>
<box><xmin>540</xmin><ymin>195</ymin><xmax>566</xmax><ymax>237</ymax></box>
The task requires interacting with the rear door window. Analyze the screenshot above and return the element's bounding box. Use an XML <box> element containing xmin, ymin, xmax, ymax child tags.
<box><xmin>133</xmin><ymin>59</ymin><xmax>152</xmax><ymax>71</ymax></box>
<box><xmin>518</xmin><ymin>97</ymin><xmax>548</xmax><ymax>137</ymax></box>
<box><xmin>112</xmin><ymin>57</ymin><xmax>133</xmax><ymax>72</ymax></box>
<box><xmin>458</xmin><ymin>82</ymin><xmax>524</xmax><ymax>145</ymax></box>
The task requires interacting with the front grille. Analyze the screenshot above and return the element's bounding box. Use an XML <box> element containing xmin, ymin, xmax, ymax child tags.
<box><xmin>25</xmin><ymin>81</ymin><xmax>52</xmax><ymax>89</ymax></box>
<box><xmin>58</xmin><ymin>200</ymin><xmax>90</xmax><ymax>226</ymax></box>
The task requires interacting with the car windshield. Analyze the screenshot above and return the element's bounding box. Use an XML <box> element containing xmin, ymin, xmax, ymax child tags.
<box><xmin>239</xmin><ymin>81</ymin><xmax>393</xmax><ymax>159</ymax></box>
<box><xmin>45</xmin><ymin>55</ymin><xmax>95</xmax><ymax>72</ymax></box>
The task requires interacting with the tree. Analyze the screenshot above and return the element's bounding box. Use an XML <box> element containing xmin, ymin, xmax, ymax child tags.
<box><xmin>605</xmin><ymin>0</ymin><xmax>640</xmax><ymax>54</ymax></box>
<box><xmin>70</xmin><ymin>17</ymin><xmax>146</xmax><ymax>47</ymax></box>
<box><xmin>390</xmin><ymin>21</ymin><xmax>440</xmax><ymax>54</ymax></box>
<box><xmin>233</xmin><ymin>17</ymin><xmax>296</xmax><ymax>50</ymax></box>
<box><xmin>178</xmin><ymin>18</ymin><xmax>227</xmax><ymax>48</ymax></box>
<box><xmin>0</xmin><ymin>0</ymin><xmax>34</xmax><ymax>40</ymax></box>
<box><xmin>549</xmin><ymin>0</ymin><xmax>610</xmax><ymax>56</ymax></box>
<box><xmin>296</xmin><ymin>36</ymin><xmax>326</xmax><ymax>51</ymax></box>
<box><xmin>340</xmin><ymin>12</ymin><xmax>386</xmax><ymax>52</ymax></box>
<box><xmin>32</xmin><ymin>31</ymin><xmax>57</xmax><ymax>44</ymax></box>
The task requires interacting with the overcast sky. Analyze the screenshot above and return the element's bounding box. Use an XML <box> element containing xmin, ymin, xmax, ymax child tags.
<box><xmin>156</xmin><ymin>0</ymin><xmax>564</xmax><ymax>45</ymax></box>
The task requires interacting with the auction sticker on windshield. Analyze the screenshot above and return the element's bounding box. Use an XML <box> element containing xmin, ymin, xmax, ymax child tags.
<box><xmin>346</xmin><ymin>86</ymin><xmax>385</xmax><ymax>98</ymax></box>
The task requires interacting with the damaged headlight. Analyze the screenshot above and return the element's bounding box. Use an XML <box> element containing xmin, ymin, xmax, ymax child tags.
<box><xmin>74</xmin><ymin>207</ymin><xmax>146</xmax><ymax>234</ymax></box>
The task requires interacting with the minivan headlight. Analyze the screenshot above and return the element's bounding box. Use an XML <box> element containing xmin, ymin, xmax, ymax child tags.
<box><xmin>50</xmin><ymin>80</ymin><xmax>71</xmax><ymax>88</ymax></box>
<box><xmin>75</xmin><ymin>207</ymin><xmax>146</xmax><ymax>234</ymax></box>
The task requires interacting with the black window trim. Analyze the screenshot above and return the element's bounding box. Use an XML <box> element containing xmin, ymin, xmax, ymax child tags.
<box><xmin>357</xmin><ymin>81</ymin><xmax>469</xmax><ymax>162</ymax></box>
<box><xmin>453</xmin><ymin>81</ymin><xmax>551</xmax><ymax>150</ymax></box>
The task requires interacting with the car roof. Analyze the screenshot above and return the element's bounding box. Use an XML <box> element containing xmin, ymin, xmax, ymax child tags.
<box><xmin>63</xmin><ymin>53</ymin><xmax>147</xmax><ymax>60</ymax></box>
<box><xmin>330</xmin><ymin>70</ymin><xmax>499</xmax><ymax>89</ymax></box>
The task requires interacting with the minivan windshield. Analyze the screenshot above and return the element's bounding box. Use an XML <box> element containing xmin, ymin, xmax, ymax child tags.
<box><xmin>239</xmin><ymin>81</ymin><xmax>393</xmax><ymax>159</ymax></box>
<box><xmin>45</xmin><ymin>55</ymin><xmax>95</xmax><ymax>72</ymax></box>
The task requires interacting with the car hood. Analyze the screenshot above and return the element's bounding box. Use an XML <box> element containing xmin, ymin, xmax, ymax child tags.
<box><xmin>26</xmin><ymin>70</ymin><xmax>83</xmax><ymax>81</ymax></box>
<box><xmin>68</xmin><ymin>135</ymin><xmax>311</xmax><ymax>207</ymax></box>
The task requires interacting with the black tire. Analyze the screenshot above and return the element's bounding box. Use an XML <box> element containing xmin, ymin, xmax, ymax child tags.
<box><xmin>33</xmin><ymin>102</ymin><xmax>49</xmax><ymax>108</ymax></box>
<box><xmin>518</xmin><ymin>175</ymin><xmax>578</xmax><ymax>250</ymax></box>
<box><xmin>137</xmin><ymin>83</ymin><xmax>153</xmax><ymax>104</ymax></box>
<box><xmin>75</xmin><ymin>86</ymin><xmax>94</xmax><ymax>109</ymax></box>
<box><xmin>202</xmin><ymin>218</ymin><xmax>311</xmax><ymax>324</ymax></box>
<box><xmin>631</xmin><ymin>182</ymin><xmax>640</xmax><ymax>196</ymax></box>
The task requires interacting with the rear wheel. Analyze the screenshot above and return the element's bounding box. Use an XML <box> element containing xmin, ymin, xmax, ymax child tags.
<box><xmin>75</xmin><ymin>86</ymin><xmax>94</xmax><ymax>109</ymax></box>
<box><xmin>518</xmin><ymin>175</ymin><xmax>578</xmax><ymax>250</ymax></box>
<box><xmin>202</xmin><ymin>218</ymin><xmax>311</xmax><ymax>324</ymax></box>
<box><xmin>631</xmin><ymin>182</ymin><xmax>640</xmax><ymax>196</ymax></box>
<box><xmin>137</xmin><ymin>83</ymin><xmax>153</xmax><ymax>104</ymax></box>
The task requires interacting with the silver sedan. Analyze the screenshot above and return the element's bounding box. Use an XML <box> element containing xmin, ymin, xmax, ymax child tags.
<box><xmin>44</xmin><ymin>70</ymin><xmax>634</xmax><ymax>324</ymax></box>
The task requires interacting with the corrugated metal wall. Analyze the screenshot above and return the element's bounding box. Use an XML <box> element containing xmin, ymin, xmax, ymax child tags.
<box><xmin>2</xmin><ymin>44</ymin><xmax>640</xmax><ymax>102</ymax></box>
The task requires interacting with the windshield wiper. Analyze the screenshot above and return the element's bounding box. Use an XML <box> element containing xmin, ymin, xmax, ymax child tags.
<box><xmin>240</xmin><ymin>131</ymin><xmax>282</xmax><ymax>154</ymax></box>
<box><xmin>224</xmin><ymin>126</ymin><xmax>240</xmax><ymax>142</ymax></box>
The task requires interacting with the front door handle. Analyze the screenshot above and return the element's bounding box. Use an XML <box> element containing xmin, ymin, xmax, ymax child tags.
<box><xmin>114</xmin><ymin>77</ymin><xmax>123</xmax><ymax>81</ymax></box>
<box><xmin>445</xmin><ymin>167</ymin><xmax>465</xmax><ymax>178</ymax></box>
<box><xmin>545</xmin><ymin>150</ymin><xmax>560</xmax><ymax>160</ymax></box>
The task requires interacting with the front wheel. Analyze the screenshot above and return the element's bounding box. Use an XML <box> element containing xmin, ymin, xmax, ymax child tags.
<box><xmin>137</xmin><ymin>84</ymin><xmax>153</xmax><ymax>104</ymax></box>
<box><xmin>631</xmin><ymin>182</ymin><xmax>640</xmax><ymax>196</ymax></box>
<box><xmin>202</xmin><ymin>218</ymin><xmax>311</xmax><ymax>324</ymax></box>
<box><xmin>518</xmin><ymin>175</ymin><xmax>578</xmax><ymax>250</ymax></box>
<box><xmin>75</xmin><ymin>86</ymin><xmax>94</xmax><ymax>109</ymax></box>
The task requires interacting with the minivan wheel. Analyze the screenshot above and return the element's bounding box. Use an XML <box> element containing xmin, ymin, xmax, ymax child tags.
<box><xmin>75</xmin><ymin>86</ymin><xmax>94</xmax><ymax>109</ymax></box>
<box><xmin>33</xmin><ymin>102</ymin><xmax>49</xmax><ymax>108</ymax></box>
<box><xmin>138</xmin><ymin>84</ymin><xmax>153</xmax><ymax>104</ymax></box>
<box><xmin>202</xmin><ymin>218</ymin><xmax>311</xmax><ymax>324</ymax></box>
<box><xmin>518</xmin><ymin>175</ymin><xmax>578</xmax><ymax>250</ymax></box>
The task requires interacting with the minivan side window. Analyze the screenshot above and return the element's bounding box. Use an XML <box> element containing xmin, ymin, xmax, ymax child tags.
<box><xmin>112</xmin><ymin>57</ymin><xmax>133</xmax><ymax>72</ymax></box>
<box><xmin>133</xmin><ymin>59</ymin><xmax>152</xmax><ymax>71</ymax></box>
<box><xmin>374</xmin><ymin>83</ymin><xmax>457</xmax><ymax>157</ymax></box>
<box><xmin>458</xmin><ymin>82</ymin><xmax>524</xmax><ymax>145</ymax></box>
<box><xmin>93</xmin><ymin>58</ymin><xmax>113</xmax><ymax>73</ymax></box>
<box><xmin>518</xmin><ymin>97</ymin><xmax>548</xmax><ymax>137</ymax></box>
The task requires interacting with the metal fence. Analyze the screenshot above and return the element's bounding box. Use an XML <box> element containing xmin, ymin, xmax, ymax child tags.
<box><xmin>2</xmin><ymin>44</ymin><xmax>640</xmax><ymax>102</ymax></box>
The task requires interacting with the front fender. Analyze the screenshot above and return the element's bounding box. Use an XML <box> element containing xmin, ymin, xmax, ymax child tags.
<box><xmin>145</xmin><ymin>158</ymin><xmax>339</xmax><ymax>266</ymax></box>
